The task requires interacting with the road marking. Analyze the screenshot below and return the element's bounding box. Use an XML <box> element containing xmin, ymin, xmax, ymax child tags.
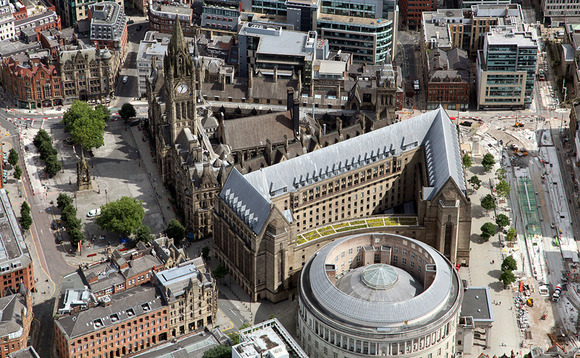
<box><xmin>21</xmin><ymin>178</ymin><xmax>57</xmax><ymax>299</ymax></box>
<box><xmin>218</xmin><ymin>309</ymin><xmax>234</xmax><ymax>332</ymax></box>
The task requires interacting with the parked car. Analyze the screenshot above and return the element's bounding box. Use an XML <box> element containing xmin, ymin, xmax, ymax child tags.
<box><xmin>122</xmin><ymin>76</ymin><xmax>129</xmax><ymax>84</ymax></box>
<box><xmin>87</xmin><ymin>208</ymin><xmax>101</xmax><ymax>217</ymax></box>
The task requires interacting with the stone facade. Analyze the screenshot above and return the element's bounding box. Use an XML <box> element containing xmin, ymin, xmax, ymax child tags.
<box><xmin>213</xmin><ymin>107</ymin><xmax>471</xmax><ymax>303</ymax></box>
<box><xmin>59</xmin><ymin>47</ymin><xmax>119</xmax><ymax>103</ymax></box>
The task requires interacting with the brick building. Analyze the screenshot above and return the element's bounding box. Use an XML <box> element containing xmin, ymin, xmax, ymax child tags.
<box><xmin>54</xmin><ymin>285</ymin><xmax>170</xmax><ymax>358</ymax></box>
<box><xmin>0</xmin><ymin>287</ymin><xmax>33</xmax><ymax>358</ymax></box>
<box><xmin>401</xmin><ymin>0</ymin><xmax>435</xmax><ymax>29</ymax></box>
<box><xmin>1</xmin><ymin>50</ymin><xmax>63</xmax><ymax>109</ymax></box>
<box><xmin>0</xmin><ymin>190</ymin><xmax>34</xmax><ymax>296</ymax></box>
<box><xmin>426</xmin><ymin>48</ymin><xmax>470</xmax><ymax>110</ymax></box>
<box><xmin>14</xmin><ymin>10</ymin><xmax>61</xmax><ymax>41</ymax></box>
<box><xmin>78</xmin><ymin>247</ymin><xmax>165</xmax><ymax>298</ymax></box>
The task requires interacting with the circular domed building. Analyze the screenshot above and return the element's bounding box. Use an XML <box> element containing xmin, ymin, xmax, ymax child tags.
<box><xmin>297</xmin><ymin>233</ymin><xmax>463</xmax><ymax>358</ymax></box>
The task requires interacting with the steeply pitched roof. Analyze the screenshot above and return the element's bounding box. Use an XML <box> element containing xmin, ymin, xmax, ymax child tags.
<box><xmin>220</xmin><ymin>107</ymin><xmax>466</xmax><ymax>232</ymax></box>
<box><xmin>219</xmin><ymin>168</ymin><xmax>272</xmax><ymax>234</ymax></box>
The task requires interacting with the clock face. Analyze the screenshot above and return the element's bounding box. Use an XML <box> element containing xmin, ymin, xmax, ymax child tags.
<box><xmin>176</xmin><ymin>84</ymin><xmax>188</xmax><ymax>94</ymax></box>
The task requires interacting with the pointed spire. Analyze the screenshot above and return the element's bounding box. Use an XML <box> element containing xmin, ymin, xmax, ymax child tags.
<box><xmin>168</xmin><ymin>19</ymin><xmax>186</xmax><ymax>56</ymax></box>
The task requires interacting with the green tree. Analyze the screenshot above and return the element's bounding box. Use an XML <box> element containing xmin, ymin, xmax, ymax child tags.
<box><xmin>482</xmin><ymin>153</ymin><xmax>495</xmax><ymax>172</ymax></box>
<box><xmin>21</xmin><ymin>201</ymin><xmax>30</xmax><ymax>215</ymax></box>
<box><xmin>495</xmin><ymin>179</ymin><xmax>510</xmax><ymax>199</ymax></box>
<box><xmin>69</xmin><ymin>227</ymin><xmax>85</xmax><ymax>248</ymax></box>
<box><xmin>202</xmin><ymin>246</ymin><xmax>210</xmax><ymax>261</ymax></box>
<box><xmin>213</xmin><ymin>264</ymin><xmax>228</xmax><ymax>280</ymax></box>
<box><xmin>496</xmin><ymin>168</ymin><xmax>507</xmax><ymax>181</ymax></box>
<box><xmin>119</xmin><ymin>103</ymin><xmax>137</xmax><ymax>122</ymax></box>
<box><xmin>501</xmin><ymin>256</ymin><xmax>517</xmax><ymax>272</ymax></box>
<box><xmin>7</xmin><ymin>149</ymin><xmax>18</xmax><ymax>166</ymax></box>
<box><xmin>38</xmin><ymin>141</ymin><xmax>56</xmax><ymax>161</ymax></box>
<box><xmin>462</xmin><ymin>153</ymin><xmax>473</xmax><ymax>169</ymax></box>
<box><xmin>61</xmin><ymin>205</ymin><xmax>78</xmax><ymax>226</ymax></box>
<box><xmin>495</xmin><ymin>214</ymin><xmax>510</xmax><ymax>228</ymax></box>
<box><xmin>45</xmin><ymin>155</ymin><xmax>62</xmax><ymax>177</ymax></box>
<box><xmin>135</xmin><ymin>225</ymin><xmax>152</xmax><ymax>242</ymax></box>
<box><xmin>63</xmin><ymin>100</ymin><xmax>107</xmax><ymax>150</ymax></box>
<box><xmin>468</xmin><ymin>175</ymin><xmax>482</xmax><ymax>190</ymax></box>
<box><xmin>499</xmin><ymin>269</ymin><xmax>516</xmax><ymax>286</ymax></box>
<box><xmin>202</xmin><ymin>345</ymin><xmax>231</xmax><ymax>358</ymax></box>
<box><xmin>480</xmin><ymin>222</ymin><xmax>497</xmax><ymax>240</ymax></box>
<box><xmin>96</xmin><ymin>197</ymin><xmax>145</xmax><ymax>236</ymax></box>
<box><xmin>506</xmin><ymin>227</ymin><xmax>517</xmax><ymax>241</ymax></box>
<box><xmin>20</xmin><ymin>202</ymin><xmax>32</xmax><ymax>230</ymax></box>
<box><xmin>57</xmin><ymin>193</ymin><xmax>73</xmax><ymax>210</ymax></box>
<box><xmin>33</xmin><ymin>129</ymin><xmax>51</xmax><ymax>147</ymax></box>
<box><xmin>480</xmin><ymin>194</ymin><xmax>496</xmax><ymax>211</ymax></box>
<box><xmin>95</xmin><ymin>104</ymin><xmax>111</xmax><ymax>122</ymax></box>
<box><xmin>166</xmin><ymin>219</ymin><xmax>186</xmax><ymax>243</ymax></box>
<box><xmin>13</xmin><ymin>165</ymin><xmax>21</xmax><ymax>180</ymax></box>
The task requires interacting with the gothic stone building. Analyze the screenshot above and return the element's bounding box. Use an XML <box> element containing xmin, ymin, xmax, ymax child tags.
<box><xmin>213</xmin><ymin>107</ymin><xmax>472</xmax><ymax>302</ymax></box>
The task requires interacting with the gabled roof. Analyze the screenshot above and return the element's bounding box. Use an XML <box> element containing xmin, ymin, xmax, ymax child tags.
<box><xmin>219</xmin><ymin>107</ymin><xmax>465</xmax><ymax>232</ymax></box>
<box><xmin>219</xmin><ymin>168</ymin><xmax>272</xmax><ymax>234</ymax></box>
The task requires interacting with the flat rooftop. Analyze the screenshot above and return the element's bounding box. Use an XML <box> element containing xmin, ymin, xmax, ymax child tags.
<box><xmin>485</xmin><ymin>27</ymin><xmax>537</xmax><ymax>47</ymax></box>
<box><xmin>0</xmin><ymin>190</ymin><xmax>31</xmax><ymax>276</ymax></box>
<box><xmin>240</xmin><ymin>23</ymin><xmax>313</xmax><ymax>57</ymax></box>
<box><xmin>461</xmin><ymin>287</ymin><xmax>494</xmax><ymax>322</ymax></box>
<box><xmin>317</xmin><ymin>13</ymin><xmax>390</xmax><ymax>26</ymax></box>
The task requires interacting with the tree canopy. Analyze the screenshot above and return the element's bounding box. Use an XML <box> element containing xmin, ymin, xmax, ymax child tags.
<box><xmin>480</xmin><ymin>194</ymin><xmax>496</xmax><ymax>211</ymax></box>
<box><xmin>495</xmin><ymin>214</ymin><xmax>510</xmax><ymax>228</ymax></box>
<box><xmin>495</xmin><ymin>179</ymin><xmax>510</xmax><ymax>199</ymax></box>
<box><xmin>119</xmin><ymin>103</ymin><xmax>137</xmax><ymax>122</ymax></box>
<box><xmin>96</xmin><ymin>197</ymin><xmax>145</xmax><ymax>236</ymax></box>
<box><xmin>468</xmin><ymin>175</ymin><xmax>482</xmax><ymax>190</ymax></box>
<box><xmin>482</xmin><ymin>153</ymin><xmax>495</xmax><ymax>172</ymax></box>
<box><xmin>63</xmin><ymin>100</ymin><xmax>107</xmax><ymax>150</ymax></box>
<box><xmin>480</xmin><ymin>222</ymin><xmax>496</xmax><ymax>240</ymax></box>
<box><xmin>501</xmin><ymin>256</ymin><xmax>517</xmax><ymax>272</ymax></box>
<box><xmin>166</xmin><ymin>219</ymin><xmax>186</xmax><ymax>243</ymax></box>
<box><xmin>20</xmin><ymin>202</ymin><xmax>32</xmax><ymax>230</ymax></box>
<box><xmin>57</xmin><ymin>193</ymin><xmax>73</xmax><ymax>210</ymax></box>
<box><xmin>135</xmin><ymin>225</ymin><xmax>152</xmax><ymax>242</ymax></box>
<box><xmin>500</xmin><ymin>269</ymin><xmax>516</xmax><ymax>286</ymax></box>
<box><xmin>13</xmin><ymin>165</ymin><xmax>21</xmax><ymax>180</ymax></box>
<box><xmin>213</xmin><ymin>264</ymin><xmax>228</xmax><ymax>280</ymax></box>
<box><xmin>462</xmin><ymin>153</ymin><xmax>473</xmax><ymax>169</ymax></box>
<box><xmin>95</xmin><ymin>104</ymin><xmax>111</xmax><ymax>122</ymax></box>
<box><xmin>202</xmin><ymin>345</ymin><xmax>231</xmax><ymax>358</ymax></box>
<box><xmin>506</xmin><ymin>227</ymin><xmax>517</xmax><ymax>241</ymax></box>
<box><xmin>496</xmin><ymin>168</ymin><xmax>507</xmax><ymax>181</ymax></box>
<box><xmin>7</xmin><ymin>149</ymin><xmax>18</xmax><ymax>166</ymax></box>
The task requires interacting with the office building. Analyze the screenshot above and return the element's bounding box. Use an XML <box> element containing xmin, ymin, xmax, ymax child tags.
<box><xmin>476</xmin><ymin>26</ymin><xmax>537</xmax><ymax>109</ymax></box>
<box><xmin>213</xmin><ymin>107</ymin><xmax>471</xmax><ymax>302</ymax></box>
<box><xmin>0</xmin><ymin>190</ymin><xmax>34</xmax><ymax>297</ymax></box>
<box><xmin>233</xmin><ymin>319</ymin><xmax>308</xmax><ymax>358</ymax></box>
<box><xmin>148</xmin><ymin>3</ymin><xmax>196</xmax><ymax>37</ymax></box>
<box><xmin>298</xmin><ymin>233</ymin><xmax>463</xmax><ymax>357</ymax></box>
<box><xmin>54</xmin><ymin>285</ymin><xmax>169</xmax><ymax>358</ymax></box>
<box><xmin>460</xmin><ymin>0</ymin><xmax>509</xmax><ymax>8</ymax></box>
<box><xmin>88</xmin><ymin>2</ymin><xmax>128</xmax><ymax>58</ymax></box>
<box><xmin>200</xmin><ymin>0</ymin><xmax>240</xmax><ymax>31</ymax></box>
<box><xmin>54</xmin><ymin>0</ymin><xmax>124</xmax><ymax>27</ymax></box>
<box><xmin>238</xmin><ymin>23</ymin><xmax>321</xmax><ymax>86</ymax></box>
<box><xmin>0</xmin><ymin>0</ymin><xmax>15</xmax><ymax>42</ymax></box>
<box><xmin>541</xmin><ymin>0</ymin><xmax>580</xmax><ymax>25</ymax></box>
<box><xmin>155</xmin><ymin>258</ymin><xmax>217</xmax><ymax>337</ymax></box>
<box><xmin>401</xmin><ymin>0</ymin><xmax>435</xmax><ymax>29</ymax></box>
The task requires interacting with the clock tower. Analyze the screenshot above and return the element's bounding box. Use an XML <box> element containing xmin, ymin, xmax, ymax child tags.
<box><xmin>163</xmin><ymin>20</ymin><xmax>197</xmax><ymax>144</ymax></box>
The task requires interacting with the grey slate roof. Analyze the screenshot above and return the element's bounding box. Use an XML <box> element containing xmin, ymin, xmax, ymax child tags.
<box><xmin>219</xmin><ymin>107</ymin><xmax>466</xmax><ymax>234</ymax></box>
<box><xmin>302</xmin><ymin>234</ymin><xmax>460</xmax><ymax>327</ymax></box>
<box><xmin>220</xmin><ymin>169</ymin><xmax>272</xmax><ymax>234</ymax></box>
<box><xmin>55</xmin><ymin>285</ymin><xmax>162</xmax><ymax>339</ymax></box>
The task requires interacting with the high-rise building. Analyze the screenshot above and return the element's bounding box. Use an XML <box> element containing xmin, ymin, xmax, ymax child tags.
<box><xmin>54</xmin><ymin>0</ymin><xmax>124</xmax><ymax>28</ymax></box>
<box><xmin>476</xmin><ymin>26</ymin><xmax>537</xmax><ymax>109</ymax></box>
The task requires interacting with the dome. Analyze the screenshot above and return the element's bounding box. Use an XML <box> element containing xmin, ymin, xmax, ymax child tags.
<box><xmin>361</xmin><ymin>264</ymin><xmax>399</xmax><ymax>290</ymax></box>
